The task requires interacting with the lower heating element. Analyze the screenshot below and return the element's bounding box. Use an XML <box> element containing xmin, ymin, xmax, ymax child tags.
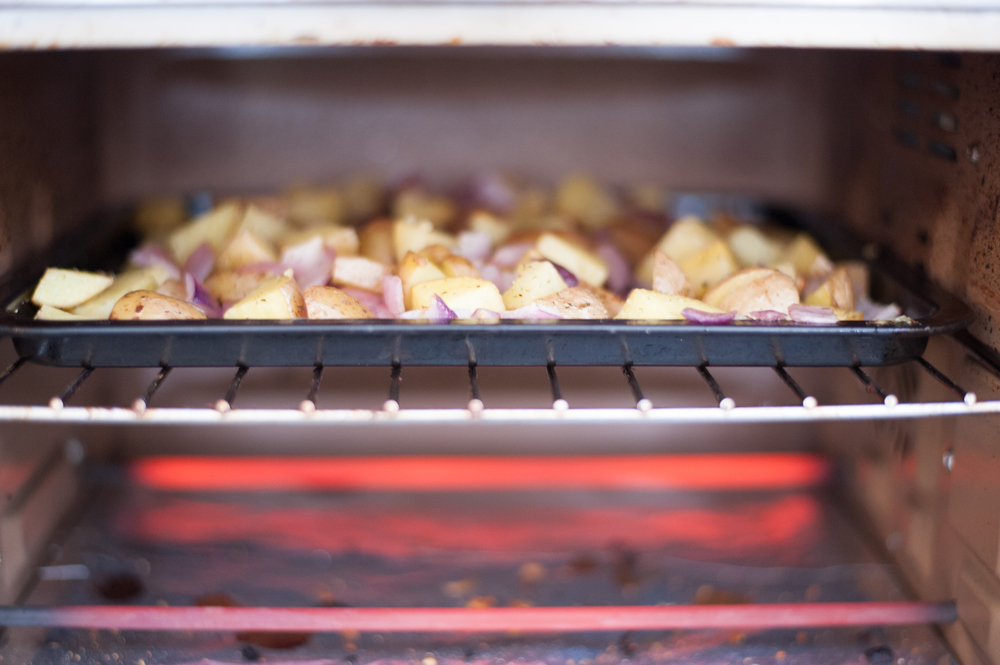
<box><xmin>1</xmin><ymin>454</ymin><xmax>956</xmax><ymax>665</ymax></box>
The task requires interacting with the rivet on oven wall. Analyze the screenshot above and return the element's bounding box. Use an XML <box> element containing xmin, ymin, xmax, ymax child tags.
<box><xmin>942</xmin><ymin>449</ymin><xmax>955</xmax><ymax>472</ymax></box>
<box><xmin>967</xmin><ymin>144</ymin><xmax>980</xmax><ymax>164</ymax></box>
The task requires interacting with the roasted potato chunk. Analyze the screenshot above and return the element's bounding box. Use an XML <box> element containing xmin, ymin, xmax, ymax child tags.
<box><xmin>224</xmin><ymin>272</ymin><xmax>306</xmax><ymax>319</ymax></box>
<box><xmin>534</xmin><ymin>287</ymin><xmax>610</xmax><ymax>319</ymax></box>
<box><xmin>32</xmin><ymin>268</ymin><xmax>114</xmax><ymax>310</ymax></box>
<box><xmin>204</xmin><ymin>270</ymin><xmax>272</xmax><ymax>305</ymax></box>
<box><xmin>804</xmin><ymin>267</ymin><xmax>854</xmax><ymax>311</ymax></box>
<box><xmin>616</xmin><ymin>289</ymin><xmax>725</xmax><ymax>320</ymax></box>
<box><xmin>303</xmin><ymin>286</ymin><xmax>375</xmax><ymax>319</ymax></box>
<box><xmin>72</xmin><ymin>269</ymin><xmax>167</xmax><ymax>320</ymax></box>
<box><xmin>652</xmin><ymin>250</ymin><xmax>693</xmax><ymax>297</ymax></box>
<box><xmin>502</xmin><ymin>260</ymin><xmax>569</xmax><ymax>310</ymax></box>
<box><xmin>703</xmin><ymin>267</ymin><xmax>800</xmax><ymax>316</ymax></box>
<box><xmin>410</xmin><ymin>277</ymin><xmax>505</xmax><ymax>313</ymax></box>
<box><xmin>332</xmin><ymin>256</ymin><xmax>394</xmax><ymax>294</ymax></box>
<box><xmin>110</xmin><ymin>290</ymin><xmax>207</xmax><ymax>321</ymax></box>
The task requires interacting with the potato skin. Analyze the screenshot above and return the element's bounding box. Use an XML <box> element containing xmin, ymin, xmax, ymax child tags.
<box><xmin>204</xmin><ymin>270</ymin><xmax>272</xmax><ymax>304</ymax></box>
<box><xmin>534</xmin><ymin>287</ymin><xmax>610</xmax><ymax>319</ymax></box>
<box><xmin>703</xmin><ymin>267</ymin><xmax>799</xmax><ymax>316</ymax></box>
<box><xmin>110</xmin><ymin>290</ymin><xmax>207</xmax><ymax>321</ymax></box>
<box><xmin>304</xmin><ymin>286</ymin><xmax>375</xmax><ymax>320</ymax></box>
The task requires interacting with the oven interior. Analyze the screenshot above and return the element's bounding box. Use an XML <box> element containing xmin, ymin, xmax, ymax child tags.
<box><xmin>2</xmin><ymin>46</ymin><xmax>1000</xmax><ymax>665</ymax></box>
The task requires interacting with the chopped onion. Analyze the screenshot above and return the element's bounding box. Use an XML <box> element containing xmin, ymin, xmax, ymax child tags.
<box><xmin>426</xmin><ymin>295</ymin><xmax>458</xmax><ymax>322</ymax></box>
<box><xmin>383</xmin><ymin>275</ymin><xmax>405</xmax><ymax>317</ymax></box>
<box><xmin>856</xmin><ymin>295</ymin><xmax>902</xmax><ymax>321</ymax></box>
<box><xmin>597</xmin><ymin>243</ymin><xmax>632</xmax><ymax>295</ymax></box>
<box><xmin>681</xmin><ymin>308</ymin><xmax>736</xmax><ymax>324</ymax></box>
<box><xmin>456</xmin><ymin>231</ymin><xmax>492</xmax><ymax>263</ymax></box>
<box><xmin>788</xmin><ymin>304</ymin><xmax>839</xmax><ymax>324</ymax></box>
<box><xmin>341</xmin><ymin>288</ymin><xmax>393</xmax><ymax>319</ymax></box>
<box><xmin>470</xmin><ymin>308</ymin><xmax>502</xmax><ymax>322</ymax></box>
<box><xmin>490</xmin><ymin>243</ymin><xmax>533</xmax><ymax>268</ymax></box>
<box><xmin>281</xmin><ymin>237</ymin><xmax>335</xmax><ymax>288</ymax></box>
<box><xmin>469</xmin><ymin>173</ymin><xmax>518</xmax><ymax>213</ymax></box>
<box><xmin>551</xmin><ymin>262</ymin><xmax>579</xmax><ymax>287</ymax></box>
<box><xmin>183</xmin><ymin>243</ymin><xmax>215</xmax><ymax>282</ymax></box>
<box><xmin>185</xmin><ymin>273</ymin><xmax>222</xmax><ymax>318</ymax></box>
<box><xmin>129</xmin><ymin>243</ymin><xmax>181</xmax><ymax>280</ymax></box>
<box><xmin>750</xmin><ymin>310</ymin><xmax>788</xmax><ymax>322</ymax></box>
<box><xmin>500</xmin><ymin>303</ymin><xmax>564</xmax><ymax>320</ymax></box>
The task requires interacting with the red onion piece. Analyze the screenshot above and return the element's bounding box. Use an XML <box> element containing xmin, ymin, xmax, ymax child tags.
<box><xmin>750</xmin><ymin>310</ymin><xmax>788</xmax><ymax>322</ymax></box>
<box><xmin>500</xmin><ymin>303</ymin><xmax>564</xmax><ymax>320</ymax></box>
<box><xmin>382</xmin><ymin>275</ymin><xmax>405</xmax><ymax>317</ymax></box>
<box><xmin>184</xmin><ymin>273</ymin><xmax>223</xmax><ymax>318</ymax></box>
<box><xmin>183</xmin><ymin>243</ymin><xmax>215</xmax><ymax>282</ymax></box>
<box><xmin>469</xmin><ymin>173</ymin><xmax>518</xmax><ymax>213</ymax></box>
<box><xmin>129</xmin><ymin>243</ymin><xmax>181</xmax><ymax>280</ymax></box>
<box><xmin>597</xmin><ymin>243</ymin><xmax>632</xmax><ymax>295</ymax></box>
<box><xmin>681</xmin><ymin>308</ymin><xmax>736</xmax><ymax>324</ymax></box>
<box><xmin>281</xmin><ymin>237</ymin><xmax>335</xmax><ymax>289</ymax></box>
<box><xmin>490</xmin><ymin>243</ymin><xmax>533</xmax><ymax>268</ymax></box>
<box><xmin>470</xmin><ymin>308</ymin><xmax>502</xmax><ymax>322</ymax></box>
<box><xmin>456</xmin><ymin>230</ymin><xmax>492</xmax><ymax>263</ymax></box>
<box><xmin>788</xmin><ymin>304</ymin><xmax>839</xmax><ymax>324</ymax></box>
<box><xmin>341</xmin><ymin>288</ymin><xmax>393</xmax><ymax>319</ymax></box>
<box><xmin>549</xmin><ymin>262</ymin><xmax>579</xmax><ymax>287</ymax></box>
<box><xmin>425</xmin><ymin>295</ymin><xmax>458</xmax><ymax>322</ymax></box>
<box><xmin>856</xmin><ymin>296</ymin><xmax>902</xmax><ymax>321</ymax></box>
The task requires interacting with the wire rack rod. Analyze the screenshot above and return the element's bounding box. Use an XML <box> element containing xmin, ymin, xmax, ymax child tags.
<box><xmin>133</xmin><ymin>366</ymin><xmax>172</xmax><ymax>412</ymax></box>
<box><xmin>696</xmin><ymin>365</ymin><xmax>735</xmax><ymax>410</ymax></box>
<box><xmin>3</xmin><ymin>399</ymin><xmax>997</xmax><ymax>426</ymax></box>
<box><xmin>0</xmin><ymin>356</ymin><xmax>26</xmax><ymax>388</ymax></box>
<box><xmin>546</xmin><ymin>362</ymin><xmax>568</xmax><ymax>411</ymax></box>
<box><xmin>914</xmin><ymin>355</ymin><xmax>977</xmax><ymax>404</ymax></box>
<box><xmin>622</xmin><ymin>364</ymin><xmax>652</xmax><ymax>412</ymax></box>
<box><xmin>216</xmin><ymin>366</ymin><xmax>249</xmax><ymax>412</ymax></box>
<box><xmin>851</xmin><ymin>366</ymin><xmax>898</xmax><ymax>406</ymax></box>
<box><xmin>384</xmin><ymin>362</ymin><xmax>402</xmax><ymax>412</ymax></box>
<box><xmin>0</xmin><ymin>602</ymin><xmax>956</xmax><ymax>632</ymax></box>
<box><xmin>774</xmin><ymin>366</ymin><xmax>818</xmax><ymax>408</ymax></box>
<box><xmin>468</xmin><ymin>362</ymin><xmax>484</xmax><ymax>413</ymax></box>
<box><xmin>49</xmin><ymin>367</ymin><xmax>93</xmax><ymax>409</ymax></box>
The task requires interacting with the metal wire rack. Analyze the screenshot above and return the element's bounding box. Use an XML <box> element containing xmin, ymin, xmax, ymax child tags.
<box><xmin>0</xmin><ymin>350</ymin><xmax>996</xmax><ymax>426</ymax></box>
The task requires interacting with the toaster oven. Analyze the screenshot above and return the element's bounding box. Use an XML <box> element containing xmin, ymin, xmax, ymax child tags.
<box><xmin>2</xmin><ymin>6</ymin><xmax>1000</xmax><ymax>665</ymax></box>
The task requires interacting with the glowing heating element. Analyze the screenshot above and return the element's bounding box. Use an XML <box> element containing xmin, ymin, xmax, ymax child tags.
<box><xmin>130</xmin><ymin>453</ymin><xmax>831</xmax><ymax>492</ymax></box>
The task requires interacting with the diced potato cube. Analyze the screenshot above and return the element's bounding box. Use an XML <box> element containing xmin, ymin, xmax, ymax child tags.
<box><xmin>238</xmin><ymin>204</ymin><xmax>289</xmax><ymax>246</ymax></box>
<box><xmin>72</xmin><ymin>269</ymin><xmax>165</xmax><ymax>319</ymax></box>
<box><xmin>658</xmin><ymin>216</ymin><xmax>721</xmax><ymax>263</ymax></box>
<box><xmin>216</xmin><ymin>230</ymin><xmax>276</xmax><ymax>271</ymax></box>
<box><xmin>393</xmin><ymin>189</ymin><xmax>457</xmax><ymax>229</ymax></box>
<box><xmin>535</xmin><ymin>233</ymin><xmax>608</xmax><ymax>287</ymax></box>
<box><xmin>804</xmin><ymin>266</ymin><xmax>855</xmax><ymax>310</ymax></box>
<box><xmin>534</xmin><ymin>287</ymin><xmax>609</xmax><ymax>319</ymax></box>
<box><xmin>410</xmin><ymin>277</ymin><xmax>505</xmax><ymax>312</ymax></box>
<box><xmin>35</xmin><ymin>304</ymin><xmax>86</xmax><ymax>321</ymax></box>
<box><xmin>223</xmin><ymin>272</ymin><xmax>305</xmax><ymax>319</ymax></box>
<box><xmin>502</xmin><ymin>260</ymin><xmax>568</xmax><ymax>310</ymax></box>
<box><xmin>615</xmin><ymin>289</ymin><xmax>724</xmax><ymax>320</ymax></box>
<box><xmin>555</xmin><ymin>174</ymin><xmax>618</xmax><ymax>229</ymax></box>
<box><xmin>332</xmin><ymin>256</ymin><xmax>394</xmax><ymax>294</ymax></box>
<box><xmin>703</xmin><ymin>267</ymin><xmax>800</xmax><ymax>316</ymax></box>
<box><xmin>282</xmin><ymin>225</ymin><xmax>360</xmax><ymax>258</ymax></box>
<box><xmin>677</xmin><ymin>240</ymin><xmax>739</xmax><ymax>297</ymax></box>
<box><xmin>583</xmin><ymin>285</ymin><xmax>624</xmax><ymax>318</ymax></box>
<box><xmin>780</xmin><ymin>233</ymin><xmax>833</xmax><ymax>277</ymax></box>
<box><xmin>441</xmin><ymin>255</ymin><xmax>480</xmax><ymax>279</ymax></box>
<box><xmin>393</xmin><ymin>216</ymin><xmax>455</xmax><ymax>263</ymax></box>
<box><xmin>652</xmin><ymin>250</ymin><xmax>692</xmax><ymax>297</ymax></box>
<box><xmin>417</xmin><ymin>244</ymin><xmax>453</xmax><ymax>265</ymax></box>
<box><xmin>303</xmin><ymin>286</ymin><xmax>374</xmax><ymax>319</ymax></box>
<box><xmin>110</xmin><ymin>290</ymin><xmax>207</xmax><ymax>321</ymax></box>
<box><xmin>156</xmin><ymin>278</ymin><xmax>188</xmax><ymax>301</ymax></box>
<box><xmin>839</xmin><ymin>260</ymin><xmax>870</xmax><ymax>299</ymax></box>
<box><xmin>398</xmin><ymin>251</ymin><xmax>447</xmax><ymax>308</ymax></box>
<box><xmin>835</xmin><ymin>309</ymin><xmax>864</xmax><ymax>321</ymax></box>
<box><xmin>286</xmin><ymin>186</ymin><xmax>344</xmax><ymax>225</ymax></box>
<box><xmin>469</xmin><ymin>210</ymin><xmax>511</xmax><ymax>246</ymax></box>
<box><xmin>203</xmin><ymin>271</ymin><xmax>272</xmax><ymax>305</ymax></box>
<box><xmin>32</xmin><ymin>268</ymin><xmax>114</xmax><ymax>309</ymax></box>
<box><xmin>168</xmin><ymin>201</ymin><xmax>242</xmax><ymax>264</ymax></box>
<box><xmin>727</xmin><ymin>225</ymin><xmax>783</xmax><ymax>268</ymax></box>
<box><xmin>359</xmin><ymin>219</ymin><xmax>396</xmax><ymax>265</ymax></box>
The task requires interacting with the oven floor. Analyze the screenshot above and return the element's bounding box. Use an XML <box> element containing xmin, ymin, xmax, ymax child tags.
<box><xmin>3</xmin><ymin>464</ymin><xmax>951</xmax><ymax>665</ymax></box>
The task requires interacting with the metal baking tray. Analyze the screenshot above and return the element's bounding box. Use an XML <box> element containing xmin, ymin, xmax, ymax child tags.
<box><xmin>0</xmin><ymin>207</ymin><xmax>970</xmax><ymax>368</ymax></box>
